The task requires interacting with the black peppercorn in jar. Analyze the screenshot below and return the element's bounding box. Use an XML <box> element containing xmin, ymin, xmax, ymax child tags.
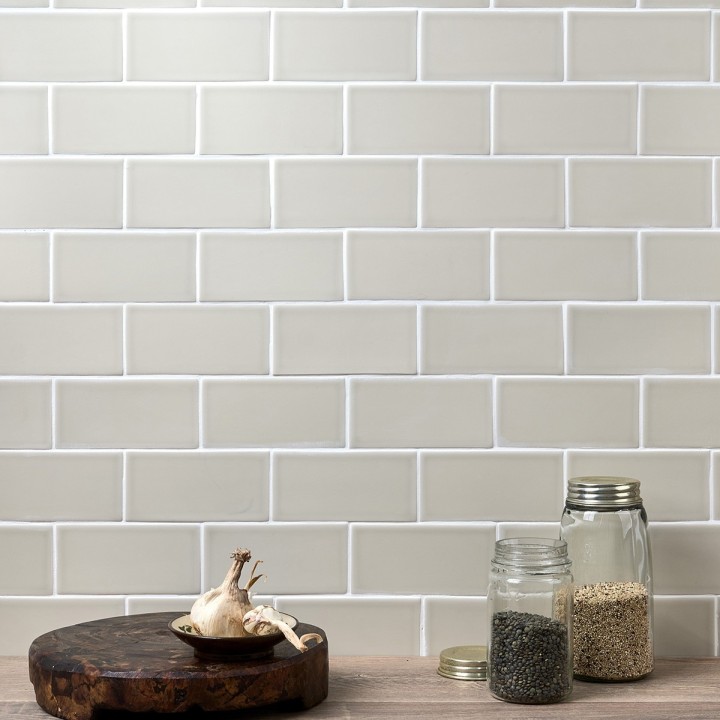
<box><xmin>487</xmin><ymin>538</ymin><xmax>573</xmax><ymax>704</ymax></box>
<box><xmin>560</xmin><ymin>477</ymin><xmax>654</xmax><ymax>682</ymax></box>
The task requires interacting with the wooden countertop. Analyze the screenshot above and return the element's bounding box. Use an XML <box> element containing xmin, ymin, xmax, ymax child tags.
<box><xmin>3</xmin><ymin>656</ymin><xmax>720</xmax><ymax>719</ymax></box>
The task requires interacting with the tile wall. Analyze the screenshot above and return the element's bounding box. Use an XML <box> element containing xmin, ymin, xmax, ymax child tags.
<box><xmin>1</xmin><ymin>0</ymin><xmax>719</xmax><ymax>657</ymax></box>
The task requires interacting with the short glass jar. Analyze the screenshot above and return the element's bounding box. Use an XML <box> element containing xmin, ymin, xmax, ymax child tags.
<box><xmin>560</xmin><ymin>476</ymin><xmax>654</xmax><ymax>682</ymax></box>
<box><xmin>487</xmin><ymin>538</ymin><xmax>573</xmax><ymax>704</ymax></box>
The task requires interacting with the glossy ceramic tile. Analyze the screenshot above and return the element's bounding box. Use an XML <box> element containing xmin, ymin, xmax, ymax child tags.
<box><xmin>421</xmin><ymin>304</ymin><xmax>563</xmax><ymax>374</ymax></box>
<box><xmin>654</xmin><ymin>596</ymin><xmax>717</xmax><ymax>657</ymax></box>
<box><xmin>347</xmin><ymin>231</ymin><xmax>489</xmax><ymax>301</ymax></box>
<box><xmin>421</xmin><ymin>11</ymin><xmax>563</xmax><ymax>81</ymax></box>
<box><xmin>201</xmin><ymin>85</ymin><xmax>341</xmax><ymax>155</ymax></box>
<box><xmin>424</xmin><ymin>597</ymin><xmax>487</xmax><ymax>656</ymax></box>
<box><xmin>274</xmin><ymin>304</ymin><xmax>416</xmax><ymax>375</ymax></box>
<box><xmin>275</xmin><ymin>597</ymin><xmax>421</xmax><ymax>655</ymax></box>
<box><xmin>0</xmin><ymin>452</ymin><xmax>122</xmax><ymax>521</ymax></box>
<box><xmin>203</xmin><ymin>379</ymin><xmax>345</xmax><ymax>447</ymax></box>
<box><xmin>420</xmin><ymin>451</ymin><xmax>563</xmax><ymax>521</ymax></box>
<box><xmin>126</xmin><ymin>452</ymin><xmax>269</xmax><ymax>521</ymax></box>
<box><xmin>55</xmin><ymin>380</ymin><xmax>199</xmax><ymax>449</ymax></box>
<box><xmin>568</xmin><ymin>304</ymin><xmax>711</xmax><ymax>374</ymax></box>
<box><xmin>423</xmin><ymin>158</ymin><xmax>564</xmax><ymax>228</ymax></box>
<box><xmin>347</xmin><ymin>84</ymin><xmax>489</xmax><ymax>155</ymax></box>
<box><xmin>0</xmin><ymin>525</ymin><xmax>52</xmax><ymax>595</ymax></box>
<box><xmin>350</xmin><ymin>378</ymin><xmax>493</xmax><ymax>448</ymax></box>
<box><xmin>0</xmin><ymin>306</ymin><xmax>122</xmax><ymax>375</ymax></box>
<box><xmin>200</xmin><ymin>232</ymin><xmax>343</xmax><ymax>301</ymax></box>
<box><xmin>567</xmin><ymin>450</ymin><xmax>711</xmax><ymax>521</ymax></box>
<box><xmin>204</xmin><ymin>523</ymin><xmax>347</xmax><ymax>593</ymax></box>
<box><xmin>127</xmin><ymin>11</ymin><xmax>269</xmax><ymax>80</ymax></box>
<box><xmin>273</xmin><ymin>10</ymin><xmax>416</xmax><ymax>80</ymax></box>
<box><xmin>127</xmin><ymin>305</ymin><xmax>269</xmax><ymax>375</ymax></box>
<box><xmin>57</xmin><ymin>524</ymin><xmax>201</xmax><ymax>594</ymax></box>
<box><xmin>53</xmin><ymin>232</ymin><xmax>196</xmax><ymax>303</ymax></box>
<box><xmin>351</xmin><ymin>523</ymin><xmax>495</xmax><ymax>594</ymax></box>
<box><xmin>0</xmin><ymin>87</ymin><xmax>48</xmax><ymax>154</ymax></box>
<box><xmin>53</xmin><ymin>85</ymin><xmax>195</xmax><ymax>154</ymax></box>
<box><xmin>273</xmin><ymin>451</ymin><xmax>416</xmax><ymax>521</ymax></box>
<box><xmin>0</xmin><ymin>159</ymin><xmax>122</xmax><ymax>229</ymax></box>
<box><xmin>497</xmin><ymin>378</ymin><xmax>640</xmax><ymax>448</ymax></box>
<box><xmin>0</xmin><ymin>233</ymin><xmax>49</xmax><ymax>301</ymax></box>
<box><xmin>494</xmin><ymin>231</ymin><xmax>637</xmax><ymax>301</ymax></box>
<box><xmin>0</xmin><ymin>381</ymin><xmax>51</xmax><ymax>450</ymax></box>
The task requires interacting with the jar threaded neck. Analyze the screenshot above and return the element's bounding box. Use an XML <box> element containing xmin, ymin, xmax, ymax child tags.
<box><xmin>491</xmin><ymin>537</ymin><xmax>571</xmax><ymax>573</ymax></box>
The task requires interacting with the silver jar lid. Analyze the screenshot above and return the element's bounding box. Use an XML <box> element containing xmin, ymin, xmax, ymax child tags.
<box><xmin>566</xmin><ymin>476</ymin><xmax>642</xmax><ymax>508</ymax></box>
<box><xmin>438</xmin><ymin>645</ymin><xmax>487</xmax><ymax>681</ymax></box>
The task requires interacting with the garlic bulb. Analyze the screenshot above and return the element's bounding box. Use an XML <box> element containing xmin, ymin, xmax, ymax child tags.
<box><xmin>190</xmin><ymin>548</ymin><xmax>265</xmax><ymax>637</ymax></box>
<box><xmin>243</xmin><ymin>604</ymin><xmax>323</xmax><ymax>653</ymax></box>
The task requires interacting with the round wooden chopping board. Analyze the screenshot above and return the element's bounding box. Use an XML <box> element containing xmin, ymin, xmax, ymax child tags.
<box><xmin>28</xmin><ymin>611</ymin><xmax>328</xmax><ymax>720</ymax></box>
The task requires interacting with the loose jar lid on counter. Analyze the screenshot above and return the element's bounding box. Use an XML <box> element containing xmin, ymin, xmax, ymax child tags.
<box><xmin>437</xmin><ymin>645</ymin><xmax>487</xmax><ymax>681</ymax></box>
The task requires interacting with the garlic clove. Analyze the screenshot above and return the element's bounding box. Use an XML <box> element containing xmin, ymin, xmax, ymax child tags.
<box><xmin>242</xmin><ymin>605</ymin><xmax>323</xmax><ymax>652</ymax></box>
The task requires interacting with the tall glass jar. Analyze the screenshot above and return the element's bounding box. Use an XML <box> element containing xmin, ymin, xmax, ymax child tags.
<box><xmin>487</xmin><ymin>538</ymin><xmax>573</xmax><ymax>704</ymax></box>
<box><xmin>560</xmin><ymin>476</ymin><xmax>654</xmax><ymax>682</ymax></box>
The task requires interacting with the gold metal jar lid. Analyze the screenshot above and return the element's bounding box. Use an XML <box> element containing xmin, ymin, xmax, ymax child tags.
<box><xmin>437</xmin><ymin>645</ymin><xmax>487</xmax><ymax>681</ymax></box>
<box><xmin>566</xmin><ymin>476</ymin><xmax>642</xmax><ymax>509</ymax></box>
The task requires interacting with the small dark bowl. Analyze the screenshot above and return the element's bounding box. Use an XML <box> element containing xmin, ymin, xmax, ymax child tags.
<box><xmin>169</xmin><ymin>613</ymin><xmax>298</xmax><ymax>661</ymax></box>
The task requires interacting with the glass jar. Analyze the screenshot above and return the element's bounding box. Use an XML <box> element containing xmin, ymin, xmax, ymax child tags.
<box><xmin>560</xmin><ymin>476</ymin><xmax>654</xmax><ymax>682</ymax></box>
<box><xmin>487</xmin><ymin>538</ymin><xmax>573</xmax><ymax>704</ymax></box>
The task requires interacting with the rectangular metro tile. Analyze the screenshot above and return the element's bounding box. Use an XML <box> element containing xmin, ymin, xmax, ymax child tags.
<box><xmin>424</xmin><ymin>597</ymin><xmax>487</xmax><ymax>657</ymax></box>
<box><xmin>126</xmin><ymin>452</ymin><xmax>269</xmax><ymax>521</ymax></box>
<box><xmin>1</xmin><ymin>598</ymin><xmax>125</xmax><ymax>656</ymax></box>
<box><xmin>0</xmin><ymin>381</ymin><xmax>51</xmax><ymax>450</ymax></box>
<box><xmin>645</xmin><ymin>379</ymin><xmax>720</xmax><ymax>448</ymax></box>
<box><xmin>0</xmin><ymin>233</ymin><xmax>49</xmax><ymax>301</ymax></box>
<box><xmin>350</xmin><ymin>378</ymin><xmax>492</xmax><ymax>448</ymax></box>
<box><xmin>0</xmin><ymin>452</ymin><xmax>122</xmax><ymax>521</ymax></box>
<box><xmin>641</xmin><ymin>0</ymin><xmax>720</xmax><ymax>7</ymax></box>
<box><xmin>713</xmin><ymin>454</ymin><xmax>720</xmax><ymax>520</ymax></box>
<box><xmin>56</xmin><ymin>380</ymin><xmax>199</xmax><ymax>449</ymax></box>
<box><xmin>642</xmin><ymin>232</ymin><xmax>720</xmax><ymax>301</ymax></box>
<box><xmin>422</xmin><ymin>158</ymin><xmax>564</xmax><ymax>228</ymax></box>
<box><xmin>0</xmin><ymin>159</ymin><xmax>122</xmax><ymax>229</ymax></box>
<box><xmin>497</xmin><ymin>378</ymin><xmax>639</xmax><ymax>448</ymax></box>
<box><xmin>203</xmin><ymin>378</ymin><xmax>345</xmax><ymax>447</ymax></box>
<box><xmin>569</xmin><ymin>159</ymin><xmax>711</xmax><ymax>228</ymax></box>
<box><xmin>420</xmin><ymin>451</ymin><xmax>563</xmax><ymax>521</ymax></box>
<box><xmin>59</xmin><ymin>0</ymin><xmax>195</xmax><ymax>5</ymax></box>
<box><xmin>497</xmin><ymin>522</ymin><xmax>560</xmax><ymax>540</ymax></box>
<box><xmin>0</xmin><ymin>87</ymin><xmax>48</xmax><ymax>154</ymax></box>
<box><xmin>203</xmin><ymin>0</ymin><xmax>341</xmax><ymax>5</ymax></box>
<box><xmin>0</xmin><ymin>12</ymin><xmax>121</xmax><ymax>80</ymax></box>
<box><xmin>57</xmin><ymin>524</ymin><xmax>200</xmax><ymax>594</ymax></box>
<box><xmin>568</xmin><ymin>11</ymin><xmax>710</xmax><ymax>80</ymax></box>
<box><xmin>0</xmin><ymin>525</ymin><xmax>52</xmax><ymax>595</ymax></box>
<box><xmin>127</xmin><ymin>159</ymin><xmax>270</xmax><ymax>228</ymax></box>
<box><xmin>273</xmin><ymin>304</ymin><xmax>416</xmax><ymax>375</ymax></box>
<box><xmin>276</xmin><ymin>598</ymin><xmax>421</xmax><ymax>656</ymax></box>
<box><xmin>421</xmin><ymin>11</ymin><xmax>563</xmax><ymax>81</ymax></box>
<box><xmin>201</xmin><ymin>85</ymin><xmax>342</xmax><ymax>155</ymax></box>
<box><xmin>650</xmin><ymin>524</ymin><xmax>720</xmax><ymax>594</ymax></box>
<box><xmin>127</xmin><ymin>11</ymin><xmax>269</xmax><ymax>80</ymax></box>
<box><xmin>127</xmin><ymin>305</ymin><xmax>269</xmax><ymax>375</ymax></box>
<box><xmin>495</xmin><ymin>231</ymin><xmax>637</xmax><ymax>301</ymax></box>
<box><xmin>351</xmin><ymin>523</ymin><xmax>495</xmax><ymax>594</ymax></box>
<box><xmin>568</xmin><ymin>305</ymin><xmax>711</xmax><ymax>374</ymax></box>
<box><xmin>275</xmin><ymin>158</ymin><xmax>416</xmax><ymax>228</ymax></box>
<box><xmin>347</xmin><ymin>230</ymin><xmax>489</xmax><ymax>301</ymax></box>
<box><xmin>641</xmin><ymin>86</ymin><xmax>720</xmax><ymax>155</ymax></box>
<box><xmin>273</xmin><ymin>451</ymin><xmax>416</xmax><ymax>521</ymax></box>
<box><xmin>567</xmin><ymin>450</ymin><xmax>710</xmax><ymax>521</ymax></box>
<box><xmin>350</xmin><ymin>0</ymin><xmax>487</xmax><ymax>4</ymax></box>
<box><xmin>200</xmin><ymin>232</ymin><xmax>342</xmax><ymax>301</ymax></box>
<box><xmin>205</xmin><ymin>523</ymin><xmax>347</xmax><ymax>593</ymax></box>
<box><xmin>494</xmin><ymin>84</ymin><xmax>636</xmax><ymax>155</ymax></box>
<box><xmin>273</xmin><ymin>10</ymin><xmax>416</xmax><ymax>80</ymax></box>
<box><xmin>421</xmin><ymin>304</ymin><xmax>563</xmax><ymax>374</ymax></box>
<box><xmin>127</xmin><ymin>597</ymin><xmax>197</xmax><ymax>614</ymax></box>
<box><xmin>654</xmin><ymin>597</ymin><xmax>717</xmax><ymax>657</ymax></box>
<box><xmin>0</xmin><ymin>306</ymin><xmax>122</xmax><ymax>375</ymax></box>
<box><xmin>347</xmin><ymin>85</ymin><xmax>489</xmax><ymax>155</ymax></box>
<box><xmin>53</xmin><ymin>232</ymin><xmax>196</xmax><ymax>303</ymax></box>
<box><xmin>53</xmin><ymin>85</ymin><xmax>195</xmax><ymax>154</ymax></box>
<box><xmin>497</xmin><ymin>0</ymin><xmax>633</xmax><ymax>5</ymax></box>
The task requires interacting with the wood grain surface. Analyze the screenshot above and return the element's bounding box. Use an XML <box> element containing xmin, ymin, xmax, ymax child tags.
<box><xmin>3</xmin><ymin>655</ymin><xmax>720</xmax><ymax>719</ymax></box>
